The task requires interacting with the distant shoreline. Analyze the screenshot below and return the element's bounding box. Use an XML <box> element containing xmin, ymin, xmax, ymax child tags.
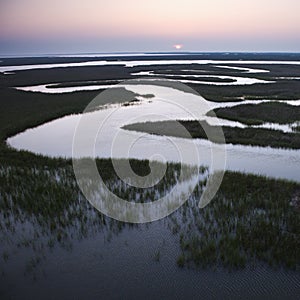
<box><xmin>1</xmin><ymin>52</ymin><xmax>300</xmax><ymax>61</ymax></box>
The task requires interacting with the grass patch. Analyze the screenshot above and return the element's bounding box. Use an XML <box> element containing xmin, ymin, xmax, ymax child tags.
<box><xmin>292</xmin><ymin>125</ymin><xmax>300</xmax><ymax>133</ymax></box>
<box><xmin>207</xmin><ymin>102</ymin><xmax>300</xmax><ymax>125</ymax></box>
<box><xmin>123</xmin><ymin>120</ymin><xmax>300</xmax><ymax>149</ymax></box>
<box><xmin>173</xmin><ymin>172</ymin><xmax>300</xmax><ymax>270</ymax></box>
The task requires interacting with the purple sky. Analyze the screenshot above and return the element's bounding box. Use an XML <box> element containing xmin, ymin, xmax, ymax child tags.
<box><xmin>1</xmin><ymin>0</ymin><xmax>300</xmax><ymax>55</ymax></box>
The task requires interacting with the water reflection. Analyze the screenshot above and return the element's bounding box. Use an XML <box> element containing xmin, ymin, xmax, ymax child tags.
<box><xmin>0</xmin><ymin>160</ymin><xmax>299</xmax><ymax>299</ymax></box>
<box><xmin>7</xmin><ymin>84</ymin><xmax>300</xmax><ymax>182</ymax></box>
<box><xmin>0</xmin><ymin>160</ymin><xmax>208</xmax><ymax>274</ymax></box>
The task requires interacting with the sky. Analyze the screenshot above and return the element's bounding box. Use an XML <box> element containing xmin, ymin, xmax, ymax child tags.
<box><xmin>0</xmin><ymin>0</ymin><xmax>300</xmax><ymax>55</ymax></box>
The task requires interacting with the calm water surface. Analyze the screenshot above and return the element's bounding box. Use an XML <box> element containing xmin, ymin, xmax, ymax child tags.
<box><xmin>7</xmin><ymin>84</ymin><xmax>300</xmax><ymax>182</ymax></box>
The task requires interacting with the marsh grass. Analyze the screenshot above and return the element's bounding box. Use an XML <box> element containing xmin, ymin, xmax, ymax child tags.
<box><xmin>154</xmin><ymin>250</ymin><xmax>161</xmax><ymax>262</ymax></box>
<box><xmin>292</xmin><ymin>125</ymin><xmax>300</xmax><ymax>133</ymax></box>
<box><xmin>124</xmin><ymin>120</ymin><xmax>300</xmax><ymax>149</ymax></box>
<box><xmin>0</xmin><ymin>157</ymin><xmax>206</xmax><ymax>274</ymax></box>
<box><xmin>0</xmin><ymin>160</ymin><xmax>299</xmax><ymax>273</ymax></box>
<box><xmin>170</xmin><ymin>172</ymin><xmax>300</xmax><ymax>270</ymax></box>
<box><xmin>207</xmin><ymin>102</ymin><xmax>300</xmax><ymax>125</ymax></box>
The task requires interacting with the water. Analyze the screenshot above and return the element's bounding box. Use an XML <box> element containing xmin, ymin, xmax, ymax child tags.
<box><xmin>131</xmin><ymin>71</ymin><xmax>272</xmax><ymax>85</ymax></box>
<box><xmin>2</xmin><ymin>216</ymin><xmax>299</xmax><ymax>300</ymax></box>
<box><xmin>253</xmin><ymin>121</ymin><xmax>300</xmax><ymax>133</ymax></box>
<box><xmin>14</xmin><ymin>73</ymin><xmax>271</xmax><ymax>94</ymax></box>
<box><xmin>214</xmin><ymin>65</ymin><xmax>269</xmax><ymax>73</ymax></box>
<box><xmin>1</xmin><ymin>59</ymin><xmax>300</xmax><ymax>73</ymax></box>
<box><xmin>7</xmin><ymin>84</ymin><xmax>300</xmax><ymax>182</ymax></box>
<box><xmin>14</xmin><ymin>66</ymin><xmax>274</xmax><ymax>94</ymax></box>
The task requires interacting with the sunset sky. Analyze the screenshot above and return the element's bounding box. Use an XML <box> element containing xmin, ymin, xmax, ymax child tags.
<box><xmin>0</xmin><ymin>0</ymin><xmax>300</xmax><ymax>54</ymax></box>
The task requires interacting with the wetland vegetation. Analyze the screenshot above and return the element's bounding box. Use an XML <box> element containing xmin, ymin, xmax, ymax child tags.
<box><xmin>124</xmin><ymin>120</ymin><xmax>300</xmax><ymax>149</ymax></box>
<box><xmin>0</xmin><ymin>54</ymin><xmax>299</xmax><ymax>283</ymax></box>
<box><xmin>207</xmin><ymin>102</ymin><xmax>300</xmax><ymax>126</ymax></box>
<box><xmin>174</xmin><ymin>173</ymin><xmax>299</xmax><ymax>270</ymax></box>
<box><xmin>0</xmin><ymin>159</ymin><xmax>299</xmax><ymax>274</ymax></box>
<box><xmin>292</xmin><ymin>125</ymin><xmax>300</xmax><ymax>132</ymax></box>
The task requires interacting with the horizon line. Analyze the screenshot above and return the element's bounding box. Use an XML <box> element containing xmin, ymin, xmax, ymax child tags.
<box><xmin>1</xmin><ymin>50</ymin><xmax>300</xmax><ymax>58</ymax></box>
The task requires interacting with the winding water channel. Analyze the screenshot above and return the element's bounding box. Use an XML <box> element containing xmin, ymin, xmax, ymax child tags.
<box><xmin>7</xmin><ymin>83</ymin><xmax>300</xmax><ymax>182</ymax></box>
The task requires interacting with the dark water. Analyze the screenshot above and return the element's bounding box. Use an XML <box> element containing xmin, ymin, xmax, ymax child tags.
<box><xmin>1</xmin><ymin>219</ymin><xmax>299</xmax><ymax>299</ymax></box>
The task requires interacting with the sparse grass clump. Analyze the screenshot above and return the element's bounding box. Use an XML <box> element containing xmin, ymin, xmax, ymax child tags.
<box><xmin>292</xmin><ymin>125</ymin><xmax>300</xmax><ymax>133</ymax></box>
<box><xmin>154</xmin><ymin>250</ymin><xmax>160</xmax><ymax>262</ymax></box>
<box><xmin>177</xmin><ymin>254</ymin><xmax>185</xmax><ymax>267</ymax></box>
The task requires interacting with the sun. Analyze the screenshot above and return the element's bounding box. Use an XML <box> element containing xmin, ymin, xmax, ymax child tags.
<box><xmin>173</xmin><ymin>44</ymin><xmax>183</xmax><ymax>50</ymax></box>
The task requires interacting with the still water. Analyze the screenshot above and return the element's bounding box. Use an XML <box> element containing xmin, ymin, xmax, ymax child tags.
<box><xmin>7</xmin><ymin>84</ymin><xmax>300</xmax><ymax>182</ymax></box>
